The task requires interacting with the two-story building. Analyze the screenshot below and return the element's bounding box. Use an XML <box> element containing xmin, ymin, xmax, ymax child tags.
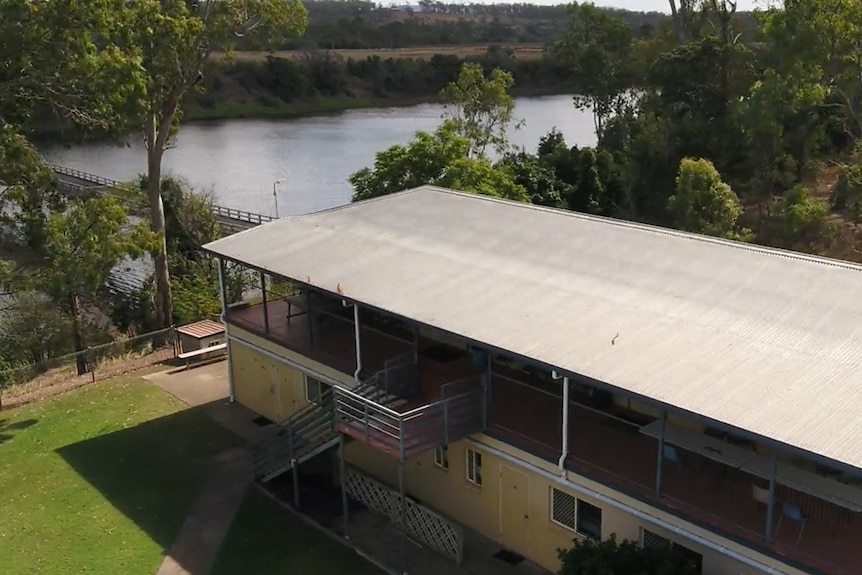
<box><xmin>204</xmin><ymin>186</ymin><xmax>862</xmax><ymax>575</ymax></box>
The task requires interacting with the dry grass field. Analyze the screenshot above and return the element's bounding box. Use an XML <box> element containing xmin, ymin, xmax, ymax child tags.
<box><xmin>226</xmin><ymin>43</ymin><xmax>546</xmax><ymax>62</ymax></box>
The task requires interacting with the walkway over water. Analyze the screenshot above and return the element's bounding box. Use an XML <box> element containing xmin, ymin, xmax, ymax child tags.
<box><xmin>51</xmin><ymin>165</ymin><xmax>274</xmax><ymax>234</ymax></box>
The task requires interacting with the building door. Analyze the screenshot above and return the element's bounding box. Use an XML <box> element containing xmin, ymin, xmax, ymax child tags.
<box><xmin>500</xmin><ymin>465</ymin><xmax>530</xmax><ymax>554</ymax></box>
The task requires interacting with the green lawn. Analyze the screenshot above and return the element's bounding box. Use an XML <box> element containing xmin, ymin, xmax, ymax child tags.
<box><xmin>212</xmin><ymin>490</ymin><xmax>384</xmax><ymax>575</ymax></box>
<box><xmin>0</xmin><ymin>377</ymin><xmax>242</xmax><ymax>574</ymax></box>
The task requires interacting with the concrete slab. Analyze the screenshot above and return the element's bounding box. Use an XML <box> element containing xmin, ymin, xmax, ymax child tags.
<box><xmin>145</xmin><ymin>362</ymin><xmax>264</xmax><ymax>441</ymax></box>
<box><xmin>346</xmin><ymin>508</ymin><xmax>549</xmax><ymax>575</ymax></box>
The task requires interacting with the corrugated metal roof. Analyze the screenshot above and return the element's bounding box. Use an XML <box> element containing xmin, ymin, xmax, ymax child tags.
<box><xmin>204</xmin><ymin>186</ymin><xmax>862</xmax><ymax>469</ymax></box>
<box><xmin>176</xmin><ymin>319</ymin><xmax>225</xmax><ymax>339</ymax></box>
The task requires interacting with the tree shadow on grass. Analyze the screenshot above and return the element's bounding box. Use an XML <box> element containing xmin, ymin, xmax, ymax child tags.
<box><xmin>56</xmin><ymin>400</ymin><xmax>243</xmax><ymax>561</ymax></box>
<box><xmin>0</xmin><ymin>418</ymin><xmax>38</xmax><ymax>443</ymax></box>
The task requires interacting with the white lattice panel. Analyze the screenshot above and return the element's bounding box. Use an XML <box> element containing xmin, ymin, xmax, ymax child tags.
<box><xmin>345</xmin><ymin>467</ymin><xmax>463</xmax><ymax>563</ymax></box>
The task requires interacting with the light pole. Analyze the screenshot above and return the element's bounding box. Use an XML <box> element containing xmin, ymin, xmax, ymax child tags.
<box><xmin>272</xmin><ymin>178</ymin><xmax>286</xmax><ymax>218</ymax></box>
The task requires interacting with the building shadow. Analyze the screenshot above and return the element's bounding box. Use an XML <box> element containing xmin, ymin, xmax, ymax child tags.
<box><xmin>0</xmin><ymin>417</ymin><xmax>38</xmax><ymax>443</ymax></box>
<box><xmin>56</xmin><ymin>401</ymin><xmax>245</xmax><ymax>563</ymax></box>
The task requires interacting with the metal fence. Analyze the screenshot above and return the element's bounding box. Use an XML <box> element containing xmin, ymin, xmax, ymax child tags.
<box><xmin>0</xmin><ymin>327</ymin><xmax>178</xmax><ymax>409</ymax></box>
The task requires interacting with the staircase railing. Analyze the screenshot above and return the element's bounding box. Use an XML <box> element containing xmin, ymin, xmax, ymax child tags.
<box><xmin>251</xmin><ymin>387</ymin><xmax>336</xmax><ymax>478</ymax></box>
<box><xmin>335</xmin><ymin>374</ymin><xmax>488</xmax><ymax>461</ymax></box>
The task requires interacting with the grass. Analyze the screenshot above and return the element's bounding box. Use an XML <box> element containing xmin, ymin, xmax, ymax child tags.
<box><xmin>0</xmin><ymin>376</ymin><xmax>242</xmax><ymax>574</ymax></box>
<box><xmin>211</xmin><ymin>490</ymin><xmax>385</xmax><ymax>575</ymax></box>
<box><xmin>224</xmin><ymin>43</ymin><xmax>546</xmax><ymax>63</ymax></box>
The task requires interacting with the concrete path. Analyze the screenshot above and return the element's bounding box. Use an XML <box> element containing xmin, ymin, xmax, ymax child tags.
<box><xmin>146</xmin><ymin>363</ymin><xmax>261</xmax><ymax>575</ymax></box>
<box><xmin>145</xmin><ymin>362</ymin><xmax>263</xmax><ymax>441</ymax></box>
<box><xmin>156</xmin><ymin>448</ymin><xmax>251</xmax><ymax>575</ymax></box>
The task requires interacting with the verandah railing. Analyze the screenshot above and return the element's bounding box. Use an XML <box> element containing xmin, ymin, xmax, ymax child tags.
<box><xmin>335</xmin><ymin>373</ymin><xmax>488</xmax><ymax>462</ymax></box>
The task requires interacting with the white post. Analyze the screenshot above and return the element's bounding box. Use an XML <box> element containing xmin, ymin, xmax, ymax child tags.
<box><xmin>218</xmin><ymin>258</ymin><xmax>235</xmax><ymax>403</ymax></box>
<box><xmin>273</xmin><ymin>178</ymin><xmax>285</xmax><ymax>219</ymax></box>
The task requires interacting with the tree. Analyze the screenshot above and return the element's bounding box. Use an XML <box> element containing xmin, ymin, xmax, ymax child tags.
<box><xmin>350</xmin><ymin>121</ymin><xmax>527</xmax><ymax>202</ymax></box>
<box><xmin>558</xmin><ymin>534</ymin><xmax>699</xmax><ymax>575</ymax></box>
<box><xmin>0</xmin><ymin>0</ymin><xmax>145</xmax><ymax>203</ymax></box>
<box><xmin>760</xmin><ymin>0</ymin><xmax>862</xmax><ymax>138</ymax></box>
<box><xmin>34</xmin><ymin>198</ymin><xmax>155</xmax><ymax>374</ymax></box>
<box><xmin>440</xmin><ymin>63</ymin><xmax>519</xmax><ymax>158</ymax></box>
<box><xmin>668</xmin><ymin>157</ymin><xmax>747</xmax><ymax>240</ymax></box>
<box><xmin>555</xmin><ymin>2</ymin><xmax>635</xmax><ymax>139</ymax></box>
<box><xmin>126</xmin><ymin>0</ymin><xmax>308</xmax><ymax>328</ymax></box>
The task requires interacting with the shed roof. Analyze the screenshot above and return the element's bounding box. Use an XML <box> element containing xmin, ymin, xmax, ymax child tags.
<box><xmin>176</xmin><ymin>319</ymin><xmax>225</xmax><ymax>339</ymax></box>
<box><xmin>204</xmin><ymin>186</ymin><xmax>862</xmax><ymax>469</ymax></box>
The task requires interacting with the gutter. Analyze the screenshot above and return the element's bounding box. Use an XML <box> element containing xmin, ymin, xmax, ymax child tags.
<box><xmin>466</xmin><ymin>438</ymin><xmax>791</xmax><ymax>575</ymax></box>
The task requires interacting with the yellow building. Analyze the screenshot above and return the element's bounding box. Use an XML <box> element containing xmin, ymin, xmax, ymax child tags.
<box><xmin>205</xmin><ymin>187</ymin><xmax>862</xmax><ymax>575</ymax></box>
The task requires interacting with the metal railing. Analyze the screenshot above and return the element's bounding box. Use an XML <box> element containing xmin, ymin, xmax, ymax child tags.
<box><xmin>252</xmin><ymin>387</ymin><xmax>337</xmax><ymax>478</ymax></box>
<box><xmin>212</xmin><ymin>204</ymin><xmax>274</xmax><ymax>226</ymax></box>
<box><xmin>51</xmin><ymin>164</ymin><xmax>273</xmax><ymax>231</ymax></box>
<box><xmin>51</xmin><ymin>164</ymin><xmax>121</xmax><ymax>188</ymax></box>
<box><xmin>335</xmin><ymin>373</ymin><xmax>487</xmax><ymax>462</ymax></box>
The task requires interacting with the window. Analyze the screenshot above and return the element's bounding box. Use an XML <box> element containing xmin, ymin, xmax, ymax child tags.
<box><xmin>466</xmin><ymin>448</ymin><xmax>482</xmax><ymax>486</ymax></box>
<box><xmin>576</xmin><ymin>500</ymin><xmax>602</xmax><ymax>539</ymax></box>
<box><xmin>642</xmin><ymin>529</ymin><xmax>703</xmax><ymax>574</ymax></box>
<box><xmin>434</xmin><ymin>445</ymin><xmax>449</xmax><ymax>470</ymax></box>
<box><xmin>304</xmin><ymin>375</ymin><xmax>325</xmax><ymax>404</ymax></box>
<box><xmin>550</xmin><ymin>489</ymin><xmax>602</xmax><ymax>540</ymax></box>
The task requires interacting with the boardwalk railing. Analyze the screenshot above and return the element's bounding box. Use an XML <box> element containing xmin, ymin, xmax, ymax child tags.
<box><xmin>212</xmin><ymin>205</ymin><xmax>275</xmax><ymax>226</ymax></box>
<box><xmin>51</xmin><ymin>164</ymin><xmax>123</xmax><ymax>188</ymax></box>
<box><xmin>50</xmin><ymin>165</ymin><xmax>274</xmax><ymax>232</ymax></box>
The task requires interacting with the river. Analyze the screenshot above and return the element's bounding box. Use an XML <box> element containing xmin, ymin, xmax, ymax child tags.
<box><xmin>44</xmin><ymin>95</ymin><xmax>595</xmax><ymax>217</ymax></box>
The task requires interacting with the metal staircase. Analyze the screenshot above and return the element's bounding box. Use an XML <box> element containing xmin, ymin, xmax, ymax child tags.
<box><xmin>250</xmin><ymin>372</ymin><xmax>405</xmax><ymax>482</ymax></box>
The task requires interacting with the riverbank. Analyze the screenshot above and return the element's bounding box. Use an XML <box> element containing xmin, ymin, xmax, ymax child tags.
<box><xmin>182</xmin><ymin>86</ymin><xmax>572</xmax><ymax>123</ymax></box>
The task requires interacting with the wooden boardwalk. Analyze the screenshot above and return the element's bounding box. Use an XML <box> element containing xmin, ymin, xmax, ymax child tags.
<box><xmin>51</xmin><ymin>165</ymin><xmax>274</xmax><ymax>235</ymax></box>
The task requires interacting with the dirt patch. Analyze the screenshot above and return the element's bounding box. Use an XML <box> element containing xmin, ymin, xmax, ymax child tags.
<box><xmin>0</xmin><ymin>348</ymin><xmax>176</xmax><ymax>410</ymax></box>
<box><xmin>225</xmin><ymin>44</ymin><xmax>546</xmax><ymax>63</ymax></box>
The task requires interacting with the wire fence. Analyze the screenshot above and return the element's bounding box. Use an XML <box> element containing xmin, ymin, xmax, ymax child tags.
<box><xmin>0</xmin><ymin>327</ymin><xmax>179</xmax><ymax>409</ymax></box>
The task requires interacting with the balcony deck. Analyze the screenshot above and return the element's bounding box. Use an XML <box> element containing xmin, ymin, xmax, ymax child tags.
<box><xmin>229</xmin><ymin>300</ymin><xmax>486</xmax><ymax>460</ymax></box>
<box><xmin>227</xmin><ymin>299</ymin><xmax>862</xmax><ymax>573</ymax></box>
<box><xmin>489</xmin><ymin>371</ymin><xmax>862</xmax><ymax>575</ymax></box>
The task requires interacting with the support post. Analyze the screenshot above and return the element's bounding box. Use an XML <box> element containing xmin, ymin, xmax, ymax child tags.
<box><xmin>307</xmin><ymin>291</ymin><xmax>314</xmax><ymax>353</ymax></box>
<box><xmin>765</xmin><ymin>448</ymin><xmax>779</xmax><ymax>542</ymax></box>
<box><xmin>339</xmin><ymin>434</ymin><xmax>350</xmax><ymax>539</ymax></box>
<box><xmin>260</xmin><ymin>272</ymin><xmax>269</xmax><ymax>333</ymax></box>
<box><xmin>292</xmin><ymin>459</ymin><xmax>300</xmax><ymax>509</ymax></box>
<box><xmin>485</xmin><ymin>360</ymin><xmax>493</xmax><ymax>424</ymax></box>
<box><xmin>398</xmin><ymin>461</ymin><xmax>407</xmax><ymax>575</ymax></box>
<box><xmin>217</xmin><ymin>258</ymin><xmax>235</xmax><ymax>403</ymax></box>
<box><xmin>655</xmin><ymin>409</ymin><xmax>667</xmax><ymax>496</ymax></box>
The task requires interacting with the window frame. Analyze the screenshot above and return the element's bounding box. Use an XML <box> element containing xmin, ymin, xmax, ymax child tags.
<box><xmin>304</xmin><ymin>375</ymin><xmax>324</xmax><ymax>404</ymax></box>
<box><xmin>575</xmin><ymin>499</ymin><xmax>602</xmax><ymax>540</ymax></box>
<box><xmin>466</xmin><ymin>448</ymin><xmax>482</xmax><ymax>486</ymax></box>
<box><xmin>434</xmin><ymin>445</ymin><xmax>449</xmax><ymax>470</ymax></box>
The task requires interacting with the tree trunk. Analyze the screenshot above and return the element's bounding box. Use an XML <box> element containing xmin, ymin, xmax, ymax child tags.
<box><xmin>668</xmin><ymin>0</ymin><xmax>685</xmax><ymax>45</ymax></box>
<box><xmin>146</xmin><ymin>114</ymin><xmax>173</xmax><ymax>329</ymax></box>
<box><xmin>69</xmin><ymin>294</ymin><xmax>88</xmax><ymax>376</ymax></box>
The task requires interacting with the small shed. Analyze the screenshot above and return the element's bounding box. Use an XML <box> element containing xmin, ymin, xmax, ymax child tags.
<box><xmin>176</xmin><ymin>320</ymin><xmax>226</xmax><ymax>354</ymax></box>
